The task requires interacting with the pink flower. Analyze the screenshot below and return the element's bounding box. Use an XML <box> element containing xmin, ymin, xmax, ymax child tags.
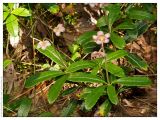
<box><xmin>37</xmin><ymin>40</ymin><xmax>51</xmax><ymax>50</ymax></box>
<box><xmin>91</xmin><ymin>51</ymin><xmax>105</xmax><ymax>59</ymax></box>
<box><xmin>53</xmin><ymin>24</ymin><xmax>65</xmax><ymax>36</ymax></box>
<box><xmin>93</xmin><ymin>31</ymin><xmax>110</xmax><ymax>45</ymax></box>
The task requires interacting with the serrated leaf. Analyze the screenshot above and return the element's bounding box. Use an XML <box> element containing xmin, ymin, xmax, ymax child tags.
<box><xmin>97</xmin><ymin>16</ymin><xmax>108</xmax><ymax>27</ymax></box>
<box><xmin>106</xmin><ymin>62</ymin><xmax>125</xmax><ymax>77</ymax></box>
<box><xmin>110</xmin><ymin>32</ymin><xmax>126</xmax><ymax>49</ymax></box>
<box><xmin>48</xmin><ymin>75</ymin><xmax>68</xmax><ymax>104</ymax></box>
<box><xmin>39</xmin><ymin>112</ymin><xmax>53</xmax><ymax>117</ymax></box>
<box><xmin>95</xmin><ymin>99</ymin><xmax>112</xmax><ymax>117</ymax></box>
<box><xmin>112</xmin><ymin>76</ymin><xmax>152</xmax><ymax>86</ymax></box>
<box><xmin>107</xmin><ymin>50</ymin><xmax>128</xmax><ymax>61</ymax></box>
<box><xmin>3</xmin><ymin>11</ymin><xmax>9</xmax><ymax>21</ymax></box>
<box><xmin>68</xmin><ymin>72</ymin><xmax>106</xmax><ymax>83</ymax></box>
<box><xmin>125</xmin><ymin>53</ymin><xmax>148</xmax><ymax>70</ymax></box>
<box><xmin>12</xmin><ymin>8</ymin><xmax>31</xmax><ymax>17</ymax></box>
<box><xmin>66</xmin><ymin>60</ymin><xmax>97</xmax><ymax>73</ymax></box>
<box><xmin>6</xmin><ymin>14</ymin><xmax>18</xmax><ymax>36</ymax></box>
<box><xmin>60</xmin><ymin>99</ymin><xmax>78</xmax><ymax>117</ymax></box>
<box><xmin>127</xmin><ymin>8</ymin><xmax>156</xmax><ymax>21</ymax></box>
<box><xmin>115</xmin><ymin>21</ymin><xmax>136</xmax><ymax>30</ymax></box>
<box><xmin>3</xmin><ymin>59</ymin><xmax>12</xmax><ymax>70</ymax></box>
<box><xmin>104</xmin><ymin>4</ymin><xmax>120</xmax><ymax>30</ymax></box>
<box><xmin>36</xmin><ymin>45</ymin><xmax>67</xmax><ymax>68</ymax></box>
<box><xmin>107</xmin><ymin>85</ymin><xmax>118</xmax><ymax>105</ymax></box>
<box><xmin>85</xmin><ymin>86</ymin><xmax>106</xmax><ymax>110</ymax></box>
<box><xmin>25</xmin><ymin>71</ymin><xmax>64</xmax><ymax>88</ymax></box>
<box><xmin>18</xmin><ymin>97</ymin><xmax>32</xmax><ymax>117</ymax></box>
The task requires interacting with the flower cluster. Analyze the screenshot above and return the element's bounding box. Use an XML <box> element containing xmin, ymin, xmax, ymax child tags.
<box><xmin>37</xmin><ymin>40</ymin><xmax>51</xmax><ymax>50</ymax></box>
<box><xmin>93</xmin><ymin>31</ymin><xmax>110</xmax><ymax>45</ymax></box>
<box><xmin>53</xmin><ymin>24</ymin><xmax>65</xmax><ymax>36</ymax></box>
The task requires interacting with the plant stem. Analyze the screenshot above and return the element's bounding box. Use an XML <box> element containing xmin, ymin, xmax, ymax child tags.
<box><xmin>101</xmin><ymin>43</ymin><xmax>110</xmax><ymax>84</ymax></box>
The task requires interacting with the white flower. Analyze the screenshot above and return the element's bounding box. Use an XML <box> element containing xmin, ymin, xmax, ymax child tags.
<box><xmin>37</xmin><ymin>40</ymin><xmax>51</xmax><ymax>50</ymax></box>
<box><xmin>93</xmin><ymin>31</ymin><xmax>110</xmax><ymax>45</ymax></box>
<box><xmin>53</xmin><ymin>24</ymin><xmax>65</xmax><ymax>36</ymax></box>
<box><xmin>10</xmin><ymin>35</ymin><xmax>20</xmax><ymax>48</ymax></box>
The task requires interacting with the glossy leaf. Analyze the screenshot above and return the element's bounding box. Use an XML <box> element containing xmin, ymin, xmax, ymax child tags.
<box><xmin>95</xmin><ymin>99</ymin><xmax>112</xmax><ymax>117</ymax></box>
<box><xmin>12</xmin><ymin>8</ymin><xmax>31</xmax><ymax>17</ymax></box>
<box><xmin>97</xmin><ymin>16</ymin><xmax>108</xmax><ymax>27</ymax></box>
<box><xmin>66</xmin><ymin>60</ymin><xmax>97</xmax><ymax>73</ymax></box>
<box><xmin>3</xmin><ymin>59</ymin><xmax>12</xmax><ymax>69</ymax></box>
<box><xmin>18</xmin><ymin>98</ymin><xmax>32</xmax><ymax>117</ymax></box>
<box><xmin>107</xmin><ymin>85</ymin><xmax>118</xmax><ymax>105</ymax></box>
<box><xmin>110</xmin><ymin>32</ymin><xmax>126</xmax><ymax>49</ymax></box>
<box><xmin>25</xmin><ymin>71</ymin><xmax>64</xmax><ymax>88</ymax></box>
<box><xmin>127</xmin><ymin>8</ymin><xmax>156</xmax><ymax>21</ymax></box>
<box><xmin>36</xmin><ymin>45</ymin><xmax>67</xmax><ymax>68</ymax></box>
<box><xmin>6</xmin><ymin>14</ymin><xmax>18</xmax><ymax>36</ymax></box>
<box><xmin>125</xmin><ymin>53</ymin><xmax>148</xmax><ymax>70</ymax></box>
<box><xmin>85</xmin><ymin>86</ymin><xmax>106</xmax><ymax>110</ymax></box>
<box><xmin>106</xmin><ymin>62</ymin><xmax>125</xmax><ymax>77</ymax></box>
<box><xmin>107</xmin><ymin>50</ymin><xmax>128</xmax><ymax>61</ymax></box>
<box><xmin>68</xmin><ymin>72</ymin><xmax>106</xmax><ymax>83</ymax></box>
<box><xmin>115</xmin><ymin>21</ymin><xmax>136</xmax><ymax>30</ymax></box>
<box><xmin>3</xmin><ymin>11</ymin><xmax>9</xmax><ymax>21</ymax></box>
<box><xmin>60</xmin><ymin>99</ymin><xmax>78</xmax><ymax>117</ymax></box>
<box><xmin>112</xmin><ymin>76</ymin><xmax>152</xmax><ymax>86</ymax></box>
<box><xmin>104</xmin><ymin>4</ymin><xmax>120</xmax><ymax>30</ymax></box>
<box><xmin>48</xmin><ymin>75</ymin><xmax>68</xmax><ymax>104</ymax></box>
<box><xmin>136</xmin><ymin>21</ymin><xmax>149</xmax><ymax>36</ymax></box>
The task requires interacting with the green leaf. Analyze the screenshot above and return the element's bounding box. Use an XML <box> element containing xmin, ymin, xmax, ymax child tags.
<box><xmin>68</xmin><ymin>44</ymin><xmax>79</xmax><ymax>54</ymax></box>
<box><xmin>107</xmin><ymin>50</ymin><xmax>128</xmax><ymax>61</ymax></box>
<box><xmin>60</xmin><ymin>99</ymin><xmax>78</xmax><ymax>117</ymax></box>
<box><xmin>95</xmin><ymin>99</ymin><xmax>112</xmax><ymax>116</ymax></box>
<box><xmin>85</xmin><ymin>86</ymin><xmax>106</xmax><ymax>110</ymax></box>
<box><xmin>3</xmin><ymin>11</ymin><xmax>9</xmax><ymax>21</ymax></box>
<box><xmin>106</xmin><ymin>62</ymin><xmax>125</xmax><ymax>77</ymax></box>
<box><xmin>104</xmin><ymin>4</ymin><xmax>120</xmax><ymax>30</ymax></box>
<box><xmin>77</xmin><ymin>31</ymin><xmax>96</xmax><ymax>45</ymax></box>
<box><xmin>25</xmin><ymin>71</ymin><xmax>64</xmax><ymax>88</ymax></box>
<box><xmin>127</xmin><ymin>8</ymin><xmax>156</xmax><ymax>21</ymax></box>
<box><xmin>12</xmin><ymin>8</ymin><xmax>31</xmax><ymax>17</ymax></box>
<box><xmin>136</xmin><ymin>21</ymin><xmax>149</xmax><ymax>36</ymax></box>
<box><xmin>68</xmin><ymin>72</ymin><xmax>106</xmax><ymax>83</ymax></box>
<box><xmin>3</xmin><ymin>59</ymin><xmax>12</xmax><ymax>69</ymax></box>
<box><xmin>8</xmin><ymin>3</ymin><xmax>14</xmax><ymax>10</ymax></box>
<box><xmin>107</xmin><ymin>85</ymin><xmax>118</xmax><ymax>105</ymax></box>
<box><xmin>3</xmin><ymin>94</ymin><xmax>10</xmax><ymax>105</ymax></box>
<box><xmin>36</xmin><ymin>45</ymin><xmax>67</xmax><ymax>68</ymax></box>
<box><xmin>18</xmin><ymin>97</ymin><xmax>32</xmax><ymax>117</ymax></box>
<box><xmin>3</xmin><ymin>5</ymin><xmax>9</xmax><ymax>11</ymax></box>
<box><xmin>39</xmin><ymin>112</ymin><xmax>53</xmax><ymax>117</ymax></box>
<box><xmin>76</xmin><ymin>31</ymin><xmax>97</xmax><ymax>54</ymax></box>
<box><xmin>48</xmin><ymin>75</ymin><xmax>68</xmax><ymax>104</ymax></box>
<box><xmin>71</xmin><ymin>52</ymin><xmax>81</xmax><ymax>61</ymax></box>
<box><xmin>66</xmin><ymin>60</ymin><xmax>97</xmax><ymax>73</ymax></box>
<box><xmin>115</xmin><ymin>21</ymin><xmax>136</xmax><ymax>30</ymax></box>
<box><xmin>48</xmin><ymin>4</ymin><xmax>59</xmax><ymax>14</ymax></box>
<box><xmin>61</xmin><ymin>87</ymin><xmax>78</xmax><ymax>96</ymax></box>
<box><xmin>112</xmin><ymin>76</ymin><xmax>152</xmax><ymax>86</ymax></box>
<box><xmin>97</xmin><ymin>16</ymin><xmax>108</xmax><ymax>27</ymax></box>
<box><xmin>110</xmin><ymin>32</ymin><xmax>126</xmax><ymax>49</ymax></box>
<box><xmin>6</xmin><ymin>14</ymin><xmax>19</xmax><ymax>36</ymax></box>
<box><xmin>125</xmin><ymin>53</ymin><xmax>148</xmax><ymax>70</ymax></box>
